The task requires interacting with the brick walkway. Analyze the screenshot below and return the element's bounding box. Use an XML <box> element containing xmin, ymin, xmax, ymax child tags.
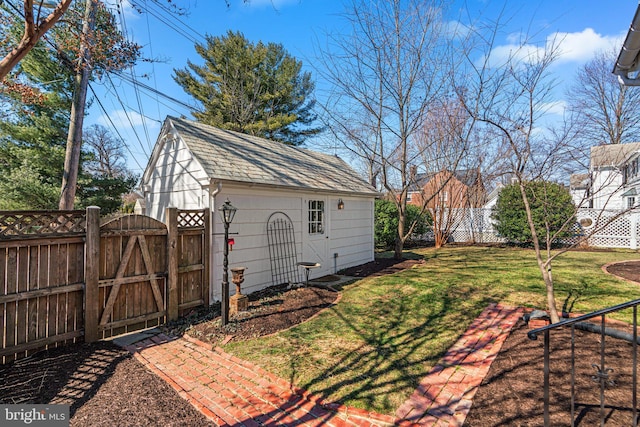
<box><xmin>122</xmin><ymin>303</ymin><xmax>522</xmax><ymax>426</ymax></box>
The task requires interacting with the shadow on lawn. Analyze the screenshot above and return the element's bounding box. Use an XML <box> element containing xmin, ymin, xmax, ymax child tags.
<box><xmin>284</xmin><ymin>280</ymin><xmax>499</xmax><ymax>414</ymax></box>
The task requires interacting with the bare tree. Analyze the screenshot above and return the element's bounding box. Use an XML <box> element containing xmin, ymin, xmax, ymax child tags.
<box><xmin>83</xmin><ymin>124</ymin><xmax>129</xmax><ymax>178</ymax></box>
<box><xmin>567</xmin><ymin>48</ymin><xmax>640</xmax><ymax>146</ymax></box>
<box><xmin>452</xmin><ymin>11</ymin><xmax>574</xmax><ymax>321</ymax></box>
<box><xmin>317</xmin><ymin>0</ymin><xmax>468</xmax><ymax>259</ymax></box>
<box><xmin>451</xmin><ymin>16</ymin><xmax>640</xmax><ymax>322</ymax></box>
<box><xmin>413</xmin><ymin>99</ymin><xmax>484</xmax><ymax>247</ymax></box>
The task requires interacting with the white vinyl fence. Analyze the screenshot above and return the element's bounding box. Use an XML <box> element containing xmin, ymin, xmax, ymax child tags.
<box><xmin>422</xmin><ymin>208</ymin><xmax>640</xmax><ymax>250</ymax></box>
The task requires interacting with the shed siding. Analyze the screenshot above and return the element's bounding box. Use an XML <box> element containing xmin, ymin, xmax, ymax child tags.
<box><xmin>143</xmin><ymin>124</ymin><xmax>376</xmax><ymax>303</ymax></box>
<box><xmin>146</xmin><ymin>137</ymin><xmax>209</xmax><ymax>221</ymax></box>
<box><xmin>210</xmin><ymin>188</ymin><xmax>303</xmax><ymax>300</ymax></box>
<box><xmin>208</xmin><ymin>188</ymin><xmax>373</xmax><ymax>301</ymax></box>
<box><xmin>328</xmin><ymin>198</ymin><xmax>374</xmax><ymax>273</ymax></box>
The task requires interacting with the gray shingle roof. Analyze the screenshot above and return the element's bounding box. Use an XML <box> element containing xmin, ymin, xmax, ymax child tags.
<box><xmin>166</xmin><ymin>116</ymin><xmax>378</xmax><ymax>196</ymax></box>
<box><xmin>590</xmin><ymin>142</ymin><xmax>640</xmax><ymax>168</ymax></box>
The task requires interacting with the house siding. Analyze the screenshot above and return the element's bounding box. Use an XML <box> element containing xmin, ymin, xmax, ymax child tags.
<box><xmin>592</xmin><ymin>167</ymin><xmax>624</xmax><ymax>210</ymax></box>
<box><xmin>145</xmin><ymin>136</ymin><xmax>209</xmax><ymax>221</ymax></box>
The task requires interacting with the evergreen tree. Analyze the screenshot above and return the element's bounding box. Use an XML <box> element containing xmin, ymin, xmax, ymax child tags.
<box><xmin>174</xmin><ymin>30</ymin><xmax>321</xmax><ymax>145</ymax></box>
<box><xmin>0</xmin><ymin>35</ymin><xmax>72</xmax><ymax>210</ymax></box>
<box><xmin>0</xmin><ymin>13</ymin><xmax>137</xmax><ymax>212</ymax></box>
<box><xmin>0</xmin><ymin>1</ymin><xmax>139</xmax><ymax>212</ymax></box>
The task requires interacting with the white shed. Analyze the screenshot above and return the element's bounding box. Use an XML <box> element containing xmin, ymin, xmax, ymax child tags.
<box><xmin>141</xmin><ymin>116</ymin><xmax>378</xmax><ymax>302</ymax></box>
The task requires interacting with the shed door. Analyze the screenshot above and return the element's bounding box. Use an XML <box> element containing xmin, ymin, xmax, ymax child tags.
<box><xmin>302</xmin><ymin>198</ymin><xmax>330</xmax><ymax>278</ymax></box>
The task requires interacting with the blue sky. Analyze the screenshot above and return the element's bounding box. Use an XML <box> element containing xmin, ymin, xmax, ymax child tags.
<box><xmin>91</xmin><ymin>0</ymin><xmax>640</xmax><ymax>174</ymax></box>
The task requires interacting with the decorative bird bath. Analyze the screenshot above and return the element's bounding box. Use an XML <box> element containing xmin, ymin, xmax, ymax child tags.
<box><xmin>230</xmin><ymin>266</ymin><xmax>248</xmax><ymax>315</ymax></box>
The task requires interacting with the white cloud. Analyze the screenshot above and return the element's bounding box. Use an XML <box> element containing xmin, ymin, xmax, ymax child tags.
<box><xmin>443</xmin><ymin>20</ymin><xmax>471</xmax><ymax>39</ymax></box>
<box><xmin>483</xmin><ymin>28</ymin><xmax>624</xmax><ymax>69</ymax></box>
<box><xmin>97</xmin><ymin>109</ymin><xmax>148</xmax><ymax>129</ymax></box>
<box><xmin>540</xmin><ymin>101</ymin><xmax>566</xmax><ymax>116</ymax></box>
<box><xmin>481</xmin><ymin>43</ymin><xmax>546</xmax><ymax>69</ymax></box>
<box><xmin>551</xmin><ymin>28</ymin><xmax>623</xmax><ymax>63</ymax></box>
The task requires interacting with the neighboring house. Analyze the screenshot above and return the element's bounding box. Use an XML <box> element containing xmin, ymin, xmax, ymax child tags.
<box><xmin>407</xmin><ymin>168</ymin><xmax>486</xmax><ymax>209</ymax></box>
<box><xmin>122</xmin><ymin>191</ymin><xmax>144</xmax><ymax>213</ymax></box>
<box><xmin>141</xmin><ymin>116</ymin><xmax>378</xmax><ymax>301</ymax></box>
<box><xmin>571</xmin><ymin>142</ymin><xmax>640</xmax><ymax>211</ymax></box>
<box><xmin>569</xmin><ymin>173</ymin><xmax>590</xmax><ymax>208</ymax></box>
<box><xmin>483</xmin><ymin>183</ymin><xmax>503</xmax><ymax>210</ymax></box>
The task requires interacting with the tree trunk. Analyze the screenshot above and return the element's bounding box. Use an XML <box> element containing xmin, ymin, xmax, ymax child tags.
<box><xmin>393</xmin><ymin>237</ymin><xmax>404</xmax><ymax>259</ymax></box>
<box><xmin>59</xmin><ymin>0</ymin><xmax>96</xmax><ymax>210</ymax></box>
<box><xmin>540</xmin><ymin>262</ymin><xmax>560</xmax><ymax>323</ymax></box>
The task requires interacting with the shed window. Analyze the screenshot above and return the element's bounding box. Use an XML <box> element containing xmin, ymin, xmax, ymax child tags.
<box><xmin>629</xmin><ymin>197</ymin><xmax>636</xmax><ymax>209</ymax></box>
<box><xmin>308</xmin><ymin>200</ymin><xmax>324</xmax><ymax>234</ymax></box>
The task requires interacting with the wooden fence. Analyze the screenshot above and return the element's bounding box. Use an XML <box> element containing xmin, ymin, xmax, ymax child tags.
<box><xmin>0</xmin><ymin>207</ymin><xmax>210</xmax><ymax>363</ymax></box>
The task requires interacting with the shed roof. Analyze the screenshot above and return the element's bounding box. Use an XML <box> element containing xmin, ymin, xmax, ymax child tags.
<box><xmin>155</xmin><ymin>116</ymin><xmax>378</xmax><ymax>196</ymax></box>
<box><xmin>590</xmin><ymin>142</ymin><xmax>640</xmax><ymax>168</ymax></box>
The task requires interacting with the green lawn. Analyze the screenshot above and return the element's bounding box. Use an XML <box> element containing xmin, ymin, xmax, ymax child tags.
<box><xmin>224</xmin><ymin>246</ymin><xmax>640</xmax><ymax>415</ymax></box>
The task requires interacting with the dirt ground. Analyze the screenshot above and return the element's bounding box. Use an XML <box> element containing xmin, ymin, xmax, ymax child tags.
<box><xmin>605</xmin><ymin>259</ymin><xmax>640</xmax><ymax>283</ymax></box>
<box><xmin>0</xmin><ymin>256</ymin><xmax>636</xmax><ymax>426</ymax></box>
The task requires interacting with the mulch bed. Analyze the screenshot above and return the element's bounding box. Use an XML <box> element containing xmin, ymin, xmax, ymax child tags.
<box><xmin>1</xmin><ymin>256</ymin><xmax>637</xmax><ymax>426</ymax></box>
<box><xmin>464</xmin><ymin>260</ymin><xmax>640</xmax><ymax>426</ymax></box>
<box><xmin>181</xmin><ymin>285</ymin><xmax>339</xmax><ymax>346</ymax></box>
<box><xmin>605</xmin><ymin>260</ymin><xmax>640</xmax><ymax>283</ymax></box>
<box><xmin>0</xmin><ymin>341</ymin><xmax>212</xmax><ymax>426</ymax></box>
<box><xmin>463</xmin><ymin>321</ymin><xmax>638</xmax><ymax>426</ymax></box>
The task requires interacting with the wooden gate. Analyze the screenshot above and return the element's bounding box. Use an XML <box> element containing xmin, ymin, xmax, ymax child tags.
<box><xmin>0</xmin><ymin>208</ymin><xmax>211</xmax><ymax>361</ymax></box>
<box><xmin>98</xmin><ymin>215</ymin><xmax>167</xmax><ymax>339</ymax></box>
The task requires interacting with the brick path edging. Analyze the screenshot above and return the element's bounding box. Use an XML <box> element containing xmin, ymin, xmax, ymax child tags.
<box><xmin>123</xmin><ymin>303</ymin><xmax>523</xmax><ymax>426</ymax></box>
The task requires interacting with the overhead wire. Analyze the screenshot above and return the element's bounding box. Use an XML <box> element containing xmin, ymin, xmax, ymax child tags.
<box><xmin>3</xmin><ymin>2</ymin><xmax>156</xmax><ymax>176</ymax></box>
<box><xmin>143</xmin><ymin>0</ymin><xmax>161</xmax><ymax>120</ymax></box>
<box><xmin>89</xmin><ymin>82</ymin><xmax>147</xmax><ymax>173</ymax></box>
<box><xmin>128</xmin><ymin>0</ymin><xmax>206</xmax><ymax>44</ymax></box>
<box><xmin>6</xmin><ymin>0</ymin><xmax>207</xmax><ymax>162</ymax></box>
<box><xmin>114</xmin><ymin>0</ymin><xmax>152</xmax><ymax>153</ymax></box>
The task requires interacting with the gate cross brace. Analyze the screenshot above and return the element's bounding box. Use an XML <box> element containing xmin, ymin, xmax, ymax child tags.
<box><xmin>99</xmin><ymin>234</ymin><xmax>164</xmax><ymax>326</ymax></box>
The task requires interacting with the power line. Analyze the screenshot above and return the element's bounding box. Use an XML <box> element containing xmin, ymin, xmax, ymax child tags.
<box><xmin>88</xmin><ymin>83</ymin><xmax>147</xmax><ymax>173</ymax></box>
<box><xmin>110</xmin><ymin>70</ymin><xmax>202</xmax><ymax>113</ymax></box>
<box><xmin>127</xmin><ymin>0</ymin><xmax>205</xmax><ymax>45</ymax></box>
<box><xmin>115</xmin><ymin>0</ymin><xmax>152</xmax><ymax>153</ymax></box>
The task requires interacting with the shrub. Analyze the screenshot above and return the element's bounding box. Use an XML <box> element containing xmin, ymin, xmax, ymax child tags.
<box><xmin>492</xmin><ymin>181</ymin><xmax>575</xmax><ymax>245</ymax></box>
<box><xmin>375</xmin><ymin>199</ymin><xmax>431</xmax><ymax>249</ymax></box>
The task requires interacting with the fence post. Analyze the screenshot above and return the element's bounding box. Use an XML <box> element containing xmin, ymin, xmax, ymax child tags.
<box><xmin>85</xmin><ymin>206</ymin><xmax>100</xmax><ymax>342</ymax></box>
<box><xmin>632</xmin><ymin>213</ymin><xmax>638</xmax><ymax>250</ymax></box>
<box><xmin>203</xmin><ymin>208</ymin><xmax>210</xmax><ymax>307</ymax></box>
<box><xmin>166</xmin><ymin>207</ymin><xmax>179</xmax><ymax>321</ymax></box>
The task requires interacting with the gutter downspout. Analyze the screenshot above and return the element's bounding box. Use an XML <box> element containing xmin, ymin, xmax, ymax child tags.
<box><xmin>208</xmin><ymin>180</ymin><xmax>222</xmax><ymax>304</ymax></box>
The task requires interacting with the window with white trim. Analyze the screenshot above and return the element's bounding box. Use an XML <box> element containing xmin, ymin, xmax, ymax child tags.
<box><xmin>308</xmin><ymin>200</ymin><xmax>324</xmax><ymax>234</ymax></box>
<box><xmin>629</xmin><ymin>196</ymin><xmax>636</xmax><ymax>209</ymax></box>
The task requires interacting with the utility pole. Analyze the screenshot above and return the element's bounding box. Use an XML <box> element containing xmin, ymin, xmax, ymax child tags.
<box><xmin>59</xmin><ymin>0</ymin><xmax>96</xmax><ymax>210</ymax></box>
